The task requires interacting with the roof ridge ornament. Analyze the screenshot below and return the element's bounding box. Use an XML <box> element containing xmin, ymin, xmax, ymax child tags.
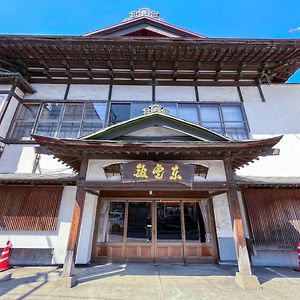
<box><xmin>143</xmin><ymin>104</ymin><xmax>169</xmax><ymax>115</ymax></box>
<box><xmin>124</xmin><ymin>8</ymin><xmax>162</xmax><ymax>22</ymax></box>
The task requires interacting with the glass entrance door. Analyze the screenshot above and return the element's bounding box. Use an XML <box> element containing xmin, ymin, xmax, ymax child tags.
<box><xmin>125</xmin><ymin>201</ymin><xmax>154</xmax><ymax>262</ymax></box>
<box><xmin>93</xmin><ymin>199</ymin><xmax>214</xmax><ymax>263</ymax></box>
<box><xmin>156</xmin><ymin>201</ymin><xmax>184</xmax><ymax>262</ymax></box>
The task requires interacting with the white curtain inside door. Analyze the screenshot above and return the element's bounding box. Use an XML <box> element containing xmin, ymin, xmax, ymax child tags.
<box><xmin>98</xmin><ymin>200</ymin><xmax>110</xmax><ymax>242</ymax></box>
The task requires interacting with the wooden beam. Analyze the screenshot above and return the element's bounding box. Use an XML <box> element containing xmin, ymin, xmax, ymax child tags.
<box><xmin>62</xmin><ymin>158</ymin><xmax>88</xmax><ymax>278</ymax></box>
<box><xmin>223</xmin><ymin>157</ymin><xmax>252</xmax><ymax>276</ymax></box>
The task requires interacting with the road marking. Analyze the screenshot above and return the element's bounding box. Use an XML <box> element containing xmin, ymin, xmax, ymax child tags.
<box><xmin>266</xmin><ymin>267</ymin><xmax>287</xmax><ymax>278</ymax></box>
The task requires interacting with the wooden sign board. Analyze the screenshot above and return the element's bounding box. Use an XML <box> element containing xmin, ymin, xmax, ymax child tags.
<box><xmin>121</xmin><ymin>161</ymin><xmax>195</xmax><ymax>187</ymax></box>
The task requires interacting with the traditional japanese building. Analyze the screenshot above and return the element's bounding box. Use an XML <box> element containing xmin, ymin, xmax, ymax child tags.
<box><xmin>0</xmin><ymin>8</ymin><xmax>300</xmax><ymax>288</ymax></box>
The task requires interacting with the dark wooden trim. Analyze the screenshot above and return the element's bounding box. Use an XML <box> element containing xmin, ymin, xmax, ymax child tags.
<box><xmin>208</xmin><ymin>198</ymin><xmax>219</xmax><ymax>262</ymax></box>
<box><xmin>29</xmin><ymin>78</ymin><xmax>258</xmax><ymax>87</ymax></box>
<box><xmin>62</xmin><ymin>158</ymin><xmax>88</xmax><ymax>277</ymax></box>
<box><xmin>0</xmin><ymin>84</ymin><xmax>16</xmax><ymax>125</ymax></box>
<box><xmin>152</xmin><ymin>84</ymin><xmax>155</xmax><ymax>102</ymax></box>
<box><xmin>224</xmin><ymin>157</ymin><xmax>252</xmax><ymax>276</ymax></box>
<box><xmin>236</xmin><ymin>86</ymin><xmax>244</xmax><ymax>103</ymax></box>
<box><xmin>195</xmin><ymin>86</ymin><xmax>199</xmax><ymax>101</ymax></box>
<box><xmin>256</xmin><ymin>82</ymin><xmax>266</xmax><ymax>102</ymax></box>
<box><xmin>91</xmin><ymin>195</ymin><xmax>101</xmax><ymax>261</ymax></box>
<box><xmin>79</xmin><ymin>180</ymin><xmax>228</xmax><ymax>191</ymax></box>
<box><xmin>64</xmin><ymin>83</ymin><xmax>70</xmax><ymax>100</ymax></box>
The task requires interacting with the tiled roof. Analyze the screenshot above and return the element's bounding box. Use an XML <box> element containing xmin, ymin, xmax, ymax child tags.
<box><xmin>0</xmin><ymin>173</ymin><xmax>78</xmax><ymax>184</ymax></box>
<box><xmin>236</xmin><ymin>175</ymin><xmax>300</xmax><ymax>187</ymax></box>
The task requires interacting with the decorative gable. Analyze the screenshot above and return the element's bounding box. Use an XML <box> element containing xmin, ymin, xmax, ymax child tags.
<box><xmin>83</xmin><ymin>8</ymin><xmax>206</xmax><ymax>38</ymax></box>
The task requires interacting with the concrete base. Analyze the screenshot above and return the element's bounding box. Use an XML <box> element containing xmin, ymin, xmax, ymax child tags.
<box><xmin>235</xmin><ymin>272</ymin><xmax>262</xmax><ymax>290</ymax></box>
<box><xmin>0</xmin><ymin>272</ymin><xmax>12</xmax><ymax>282</ymax></box>
<box><xmin>57</xmin><ymin>275</ymin><xmax>77</xmax><ymax>288</ymax></box>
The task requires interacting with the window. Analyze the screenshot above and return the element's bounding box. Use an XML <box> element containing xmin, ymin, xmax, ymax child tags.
<box><xmin>10</xmin><ymin>104</ymin><xmax>40</xmax><ymax>139</ymax></box>
<box><xmin>58</xmin><ymin>104</ymin><xmax>83</xmax><ymax>138</ymax></box>
<box><xmin>109</xmin><ymin>102</ymin><xmax>151</xmax><ymax>125</ymax></box>
<box><xmin>10</xmin><ymin>100</ymin><xmax>248</xmax><ymax>141</ymax></box>
<box><xmin>159</xmin><ymin>103</ymin><xmax>248</xmax><ymax>140</ymax></box>
<box><xmin>10</xmin><ymin>102</ymin><xmax>107</xmax><ymax>140</ymax></box>
<box><xmin>109</xmin><ymin>103</ymin><xmax>130</xmax><ymax>125</ymax></box>
<box><xmin>36</xmin><ymin>103</ymin><xmax>62</xmax><ymax>137</ymax></box>
<box><xmin>0</xmin><ymin>186</ymin><xmax>62</xmax><ymax>231</ymax></box>
<box><xmin>81</xmin><ymin>103</ymin><xmax>106</xmax><ymax>136</ymax></box>
<box><xmin>127</xmin><ymin>202</ymin><xmax>152</xmax><ymax>243</ymax></box>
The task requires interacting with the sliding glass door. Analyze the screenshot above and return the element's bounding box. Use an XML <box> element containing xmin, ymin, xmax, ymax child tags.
<box><xmin>93</xmin><ymin>199</ymin><xmax>214</xmax><ymax>263</ymax></box>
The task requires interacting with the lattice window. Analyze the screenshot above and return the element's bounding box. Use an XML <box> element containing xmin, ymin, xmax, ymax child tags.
<box><xmin>0</xmin><ymin>186</ymin><xmax>63</xmax><ymax>231</ymax></box>
<box><xmin>243</xmin><ymin>189</ymin><xmax>300</xmax><ymax>248</ymax></box>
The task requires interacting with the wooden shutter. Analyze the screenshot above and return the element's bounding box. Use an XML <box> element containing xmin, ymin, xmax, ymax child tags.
<box><xmin>243</xmin><ymin>189</ymin><xmax>300</xmax><ymax>248</ymax></box>
<box><xmin>0</xmin><ymin>186</ymin><xmax>63</xmax><ymax>231</ymax></box>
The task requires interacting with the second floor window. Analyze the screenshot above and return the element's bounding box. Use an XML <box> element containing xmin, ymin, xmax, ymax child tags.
<box><xmin>9</xmin><ymin>101</ymin><xmax>248</xmax><ymax>141</ymax></box>
<box><xmin>109</xmin><ymin>102</ymin><xmax>248</xmax><ymax>140</ymax></box>
<box><xmin>10</xmin><ymin>102</ymin><xmax>107</xmax><ymax>140</ymax></box>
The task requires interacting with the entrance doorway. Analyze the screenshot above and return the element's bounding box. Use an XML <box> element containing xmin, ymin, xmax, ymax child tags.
<box><xmin>92</xmin><ymin>198</ymin><xmax>217</xmax><ymax>263</ymax></box>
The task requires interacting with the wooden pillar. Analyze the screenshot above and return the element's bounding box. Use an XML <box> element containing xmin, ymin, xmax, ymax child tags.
<box><xmin>62</xmin><ymin>158</ymin><xmax>88</xmax><ymax>278</ymax></box>
<box><xmin>224</xmin><ymin>157</ymin><xmax>252</xmax><ymax>276</ymax></box>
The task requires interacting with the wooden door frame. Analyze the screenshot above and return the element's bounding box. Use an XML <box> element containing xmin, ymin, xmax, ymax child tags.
<box><xmin>91</xmin><ymin>196</ymin><xmax>217</xmax><ymax>263</ymax></box>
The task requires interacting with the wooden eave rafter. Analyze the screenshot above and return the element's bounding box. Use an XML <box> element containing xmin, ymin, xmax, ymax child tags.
<box><xmin>0</xmin><ymin>70</ymin><xmax>35</xmax><ymax>93</ymax></box>
<box><xmin>0</xmin><ymin>36</ymin><xmax>299</xmax><ymax>84</ymax></box>
<box><xmin>33</xmin><ymin>135</ymin><xmax>282</xmax><ymax>172</ymax></box>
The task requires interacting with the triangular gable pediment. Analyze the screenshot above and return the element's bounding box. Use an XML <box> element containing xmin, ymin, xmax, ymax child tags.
<box><xmin>83</xmin><ymin>16</ymin><xmax>206</xmax><ymax>38</ymax></box>
<box><xmin>81</xmin><ymin>113</ymin><xmax>230</xmax><ymax>142</ymax></box>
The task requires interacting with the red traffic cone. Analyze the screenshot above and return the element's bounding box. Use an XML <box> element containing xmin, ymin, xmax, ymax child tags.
<box><xmin>294</xmin><ymin>242</ymin><xmax>300</xmax><ymax>272</ymax></box>
<box><xmin>0</xmin><ymin>241</ymin><xmax>12</xmax><ymax>272</ymax></box>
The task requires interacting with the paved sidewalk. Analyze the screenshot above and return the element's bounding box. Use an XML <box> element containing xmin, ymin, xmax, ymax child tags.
<box><xmin>0</xmin><ymin>264</ymin><xmax>299</xmax><ymax>299</ymax></box>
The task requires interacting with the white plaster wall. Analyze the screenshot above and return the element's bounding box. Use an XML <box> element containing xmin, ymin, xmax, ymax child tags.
<box><xmin>0</xmin><ymin>144</ymin><xmax>36</xmax><ymax>173</ymax></box>
<box><xmin>86</xmin><ymin>159</ymin><xmax>226</xmax><ymax>182</ymax></box>
<box><xmin>68</xmin><ymin>84</ymin><xmax>109</xmax><ymax>100</ymax></box>
<box><xmin>237</xmin><ymin>134</ymin><xmax>300</xmax><ymax>177</ymax></box>
<box><xmin>213</xmin><ymin>194</ymin><xmax>233</xmax><ymax>238</ymax></box>
<box><xmin>212</xmin><ymin>193</ymin><xmax>237</xmax><ymax>261</ymax></box>
<box><xmin>0</xmin><ymin>186</ymin><xmax>76</xmax><ymax>264</ymax></box>
<box><xmin>37</xmin><ymin>154</ymin><xmax>73</xmax><ymax>174</ymax></box>
<box><xmin>156</xmin><ymin>86</ymin><xmax>196</xmax><ymax>102</ymax></box>
<box><xmin>197</xmin><ymin>86</ymin><xmax>240</xmax><ymax>102</ymax></box>
<box><xmin>23</xmin><ymin>84</ymin><xmax>67</xmax><ymax>99</ymax></box>
<box><xmin>240</xmin><ymin>86</ymin><xmax>261</xmax><ymax>102</ymax></box>
<box><xmin>76</xmin><ymin>193</ymin><xmax>98</xmax><ymax>264</ymax></box>
<box><xmin>0</xmin><ymin>94</ymin><xmax>8</xmax><ymax>118</ymax></box>
<box><xmin>111</xmin><ymin>85</ymin><xmax>152</xmax><ymax>101</ymax></box>
<box><xmin>52</xmin><ymin>186</ymin><xmax>76</xmax><ymax>264</ymax></box>
<box><xmin>237</xmin><ymin>83</ymin><xmax>300</xmax><ymax>177</ymax></box>
<box><xmin>0</xmin><ymin>144</ymin><xmax>72</xmax><ymax>174</ymax></box>
<box><xmin>0</xmin><ymin>97</ymin><xmax>18</xmax><ymax>138</ymax></box>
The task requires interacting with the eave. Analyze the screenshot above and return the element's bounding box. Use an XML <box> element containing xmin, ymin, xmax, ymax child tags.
<box><xmin>33</xmin><ymin>135</ymin><xmax>282</xmax><ymax>172</ymax></box>
<box><xmin>0</xmin><ymin>35</ymin><xmax>299</xmax><ymax>84</ymax></box>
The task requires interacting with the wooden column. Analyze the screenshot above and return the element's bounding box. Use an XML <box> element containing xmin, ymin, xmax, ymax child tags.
<box><xmin>224</xmin><ymin>157</ymin><xmax>252</xmax><ymax>276</ymax></box>
<box><xmin>62</xmin><ymin>158</ymin><xmax>88</xmax><ymax>277</ymax></box>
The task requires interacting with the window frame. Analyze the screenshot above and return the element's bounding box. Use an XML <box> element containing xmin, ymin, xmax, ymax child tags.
<box><xmin>7</xmin><ymin>99</ymin><xmax>249</xmax><ymax>142</ymax></box>
<box><xmin>7</xmin><ymin>99</ymin><xmax>108</xmax><ymax>141</ymax></box>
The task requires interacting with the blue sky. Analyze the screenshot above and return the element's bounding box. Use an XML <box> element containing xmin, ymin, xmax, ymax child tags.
<box><xmin>1</xmin><ymin>0</ymin><xmax>299</xmax><ymax>82</ymax></box>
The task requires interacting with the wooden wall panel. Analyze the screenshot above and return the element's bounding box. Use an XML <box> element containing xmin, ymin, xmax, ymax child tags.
<box><xmin>243</xmin><ymin>189</ymin><xmax>300</xmax><ymax>248</ymax></box>
<box><xmin>0</xmin><ymin>186</ymin><xmax>63</xmax><ymax>231</ymax></box>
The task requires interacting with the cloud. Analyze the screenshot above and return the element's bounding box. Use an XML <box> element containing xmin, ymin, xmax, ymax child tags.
<box><xmin>289</xmin><ymin>27</ymin><xmax>300</xmax><ymax>33</ymax></box>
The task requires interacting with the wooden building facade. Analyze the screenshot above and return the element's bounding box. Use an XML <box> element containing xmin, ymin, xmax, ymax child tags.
<box><xmin>0</xmin><ymin>8</ymin><xmax>299</xmax><ymax>281</ymax></box>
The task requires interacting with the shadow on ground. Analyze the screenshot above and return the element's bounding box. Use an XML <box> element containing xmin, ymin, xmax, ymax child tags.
<box><xmin>0</xmin><ymin>268</ymin><xmax>59</xmax><ymax>298</ymax></box>
<box><xmin>72</xmin><ymin>263</ymin><xmax>300</xmax><ymax>286</ymax></box>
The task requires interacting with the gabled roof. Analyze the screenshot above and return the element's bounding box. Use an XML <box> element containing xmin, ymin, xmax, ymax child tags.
<box><xmin>80</xmin><ymin>112</ymin><xmax>230</xmax><ymax>142</ymax></box>
<box><xmin>83</xmin><ymin>16</ymin><xmax>206</xmax><ymax>38</ymax></box>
